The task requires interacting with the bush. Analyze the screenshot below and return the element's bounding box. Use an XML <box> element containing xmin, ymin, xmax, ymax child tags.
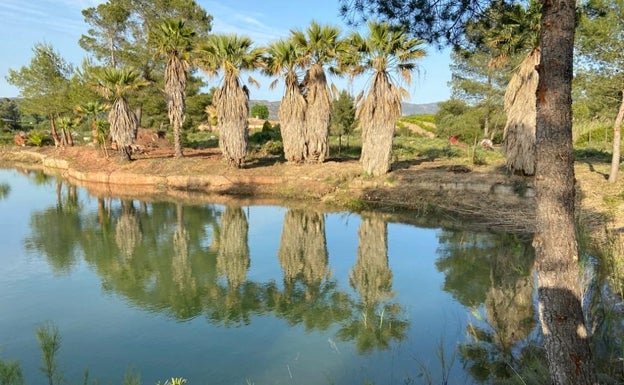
<box><xmin>249</xmin><ymin>122</ymin><xmax>281</xmax><ymax>144</ymax></box>
<box><xmin>27</xmin><ymin>130</ymin><xmax>53</xmax><ymax>146</ymax></box>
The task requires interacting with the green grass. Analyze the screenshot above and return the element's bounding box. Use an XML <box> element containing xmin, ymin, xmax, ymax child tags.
<box><xmin>400</xmin><ymin>114</ymin><xmax>436</xmax><ymax>125</ymax></box>
<box><xmin>184</xmin><ymin>131</ymin><xmax>218</xmax><ymax>149</ymax></box>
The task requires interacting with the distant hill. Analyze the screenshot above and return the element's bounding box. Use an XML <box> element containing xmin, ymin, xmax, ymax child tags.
<box><xmin>249</xmin><ymin>100</ymin><xmax>441</xmax><ymax>121</ymax></box>
<box><xmin>401</xmin><ymin>102</ymin><xmax>440</xmax><ymax>116</ymax></box>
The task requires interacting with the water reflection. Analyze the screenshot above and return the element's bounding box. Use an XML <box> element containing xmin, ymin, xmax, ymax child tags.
<box><xmin>436</xmin><ymin>231</ymin><xmax>540</xmax><ymax>383</ymax></box>
<box><xmin>217</xmin><ymin>206</ymin><xmax>250</xmax><ymax>291</ymax></box>
<box><xmin>11</xmin><ymin>171</ymin><xmax>542</xmax><ymax>383</ymax></box>
<box><xmin>278</xmin><ymin>209</ymin><xmax>329</xmax><ymax>298</ymax></box>
<box><xmin>339</xmin><ymin>214</ymin><xmax>408</xmax><ymax>353</ymax></box>
<box><xmin>0</xmin><ymin>182</ymin><xmax>10</xmax><ymax>199</ymax></box>
<box><xmin>24</xmin><ymin>180</ymin><xmax>82</xmax><ymax>275</ymax></box>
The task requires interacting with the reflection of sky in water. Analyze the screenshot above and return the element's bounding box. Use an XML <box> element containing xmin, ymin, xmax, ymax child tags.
<box><xmin>0</xmin><ymin>168</ymin><xmax>531</xmax><ymax>385</ymax></box>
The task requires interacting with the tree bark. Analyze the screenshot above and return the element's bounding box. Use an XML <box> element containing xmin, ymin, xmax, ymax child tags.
<box><xmin>49</xmin><ymin>115</ymin><xmax>61</xmax><ymax>147</ymax></box>
<box><xmin>534</xmin><ymin>1</ymin><xmax>597</xmax><ymax>384</ymax></box>
<box><xmin>608</xmin><ymin>91</ymin><xmax>624</xmax><ymax>183</ymax></box>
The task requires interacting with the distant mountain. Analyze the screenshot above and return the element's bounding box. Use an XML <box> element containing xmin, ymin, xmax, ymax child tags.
<box><xmin>401</xmin><ymin>102</ymin><xmax>440</xmax><ymax>116</ymax></box>
<box><xmin>249</xmin><ymin>100</ymin><xmax>441</xmax><ymax>121</ymax></box>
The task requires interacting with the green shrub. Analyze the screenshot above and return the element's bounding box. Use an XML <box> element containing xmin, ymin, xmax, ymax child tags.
<box><xmin>27</xmin><ymin>130</ymin><xmax>53</xmax><ymax>146</ymax></box>
<box><xmin>250</xmin><ymin>122</ymin><xmax>281</xmax><ymax>144</ymax></box>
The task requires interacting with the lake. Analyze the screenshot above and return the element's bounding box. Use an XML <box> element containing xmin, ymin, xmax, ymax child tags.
<box><xmin>0</xmin><ymin>168</ymin><xmax>539</xmax><ymax>385</ymax></box>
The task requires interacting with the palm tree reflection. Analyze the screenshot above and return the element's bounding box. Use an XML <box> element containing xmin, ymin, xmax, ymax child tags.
<box><xmin>436</xmin><ymin>231</ymin><xmax>541</xmax><ymax>383</ymax></box>
<box><xmin>339</xmin><ymin>213</ymin><xmax>408</xmax><ymax>353</ymax></box>
<box><xmin>273</xmin><ymin>209</ymin><xmax>351</xmax><ymax>330</ymax></box>
<box><xmin>115</xmin><ymin>200</ymin><xmax>142</xmax><ymax>263</ymax></box>
<box><xmin>216</xmin><ymin>206</ymin><xmax>250</xmax><ymax>290</ymax></box>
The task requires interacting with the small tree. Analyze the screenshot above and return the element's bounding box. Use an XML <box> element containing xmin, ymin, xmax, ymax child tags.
<box><xmin>250</xmin><ymin>104</ymin><xmax>269</xmax><ymax>119</ymax></box>
<box><xmin>329</xmin><ymin>90</ymin><xmax>357</xmax><ymax>154</ymax></box>
<box><xmin>94</xmin><ymin>68</ymin><xmax>148</xmax><ymax>161</ymax></box>
<box><xmin>74</xmin><ymin>101</ymin><xmax>109</xmax><ymax>144</ymax></box>
<box><xmin>6</xmin><ymin>43</ymin><xmax>74</xmax><ymax>146</ymax></box>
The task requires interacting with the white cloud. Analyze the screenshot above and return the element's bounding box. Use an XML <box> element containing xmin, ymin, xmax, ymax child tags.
<box><xmin>201</xmin><ymin>1</ymin><xmax>286</xmax><ymax>44</ymax></box>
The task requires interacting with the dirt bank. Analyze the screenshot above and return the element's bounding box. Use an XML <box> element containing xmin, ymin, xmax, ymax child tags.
<box><xmin>0</xmin><ymin>144</ymin><xmax>543</xmax><ymax>233</ymax></box>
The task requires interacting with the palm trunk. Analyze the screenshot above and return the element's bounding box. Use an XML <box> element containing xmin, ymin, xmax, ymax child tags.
<box><xmin>304</xmin><ymin>64</ymin><xmax>331</xmax><ymax>163</ymax></box>
<box><xmin>359</xmin><ymin>72</ymin><xmax>401</xmax><ymax>176</ymax></box>
<box><xmin>534</xmin><ymin>1</ymin><xmax>597</xmax><ymax>383</ymax></box>
<box><xmin>608</xmin><ymin>91</ymin><xmax>624</xmax><ymax>183</ymax></box>
<box><xmin>279</xmin><ymin>74</ymin><xmax>307</xmax><ymax>163</ymax></box>
<box><xmin>166</xmin><ymin>57</ymin><xmax>188</xmax><ymax>158</ymax></box>
<box><xmin>216</xmin><ymin>75</ymin><xmax>249</xmax><ymax>167</ymax></box>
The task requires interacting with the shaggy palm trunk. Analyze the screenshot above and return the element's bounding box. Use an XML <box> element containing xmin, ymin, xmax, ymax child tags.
<box><xmin>350</xmin><ymin>214</ymin><xmax>392</xmax><ymax>307</ymax></box>
<box><xmin>215</xmin><ymin>75</ymin><xmax>249</xmax><ymax>167</ymax></box>
<box><xmin>109</xmin><ymin>97</ymin><xmax>138</xmax><ymax>161</ymax></box>
<box><xmin>278</xmin><ymin>209</ymin><xmax>328</xmax><ymax>285</ymax></box>
<box><xmin>216</xmin><ymin>206</ymin><xmax>250</xmax><ymax>289</ymax></box>
<box><xmin>165</xmin><ymin>56</ymin><xmax>188</xmax><ymax>158</ymax></box>
<box><xmin>503</xmin><ymin>48</ymin><xmax>540</xmax><ymax>176</ymax></box>
<box><xmin>279</xmin><ymin>73</ymin><xmax>307</xmax><ymax>163</ymax></box>
<box><xmin>608</xmin><ymin>92</ymin><xmax>624</xmax><ymax>183</ymax></box>
<box><xmin>304</xmin><ymin>64</ymin><xmax>331</xmax><ymax>163</ymax></box>
<box><xmin>534</xmin><ymin>1</ymin><xmax>597</xmax><ymax>383</ymax></box>
<box><xmin>359</xmin><ymin>72</ymin><xmax>402</xmax><ymax>176</ymax></box>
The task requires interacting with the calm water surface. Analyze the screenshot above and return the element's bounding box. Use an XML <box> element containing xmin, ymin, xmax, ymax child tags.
<box><xmin>0</xmin><ymin>168</ymin><xmax>537</xmax><ymax>385</ymax></box>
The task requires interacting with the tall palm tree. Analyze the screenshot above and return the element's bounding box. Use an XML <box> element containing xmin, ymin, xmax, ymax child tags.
<box><xmin>265</xmin><ymin>39</ymin><xmax>307</xmax><ymax>163</ymax></box>
<box><xmin>149</xmin><ymin>19</ymin><xmax>195</xmax><ymax>158</ymax></box>
<box><xmin>484</xmin><ymin>1</ymin><xmax>541</xmax><ymax>175</ymax></box>
<box><xmin>291</xmin><ymin>21</ymin><xmax>343</xmax><ymax>163</ymax></box>
<box><xmin>74</xmin><ymin>101</ymin><xmax>110</xmax><ymax>145</ymax></box>
<box><xmin>195</xmin><ymin>34</ymin><xmax>265</xmax><ymax>167</ymax></box>
<box><xmin>347</xmin><ymin>21</ymin><xmax>426</xmax><ymax>176</ymax></box>
<box><xmin>94</xmin><ymin>67</ymin><xmax>148</xmax><ymax>161</ymax></box>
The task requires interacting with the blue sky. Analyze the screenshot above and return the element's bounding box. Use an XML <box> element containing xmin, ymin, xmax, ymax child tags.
<box><xmin>0</xmin><ymin>0</ymin><xmax>452</xmax><ymax>104</ymax></box>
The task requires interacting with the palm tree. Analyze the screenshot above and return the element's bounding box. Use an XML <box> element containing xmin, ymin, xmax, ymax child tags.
<box><xmin>291</xmin><ymin>21</ymin><xmax>343</xmax><ymax>163</ymax></box>
<box><xmin>484</xmin><ymin>1</ymin><xmax>541</xmax><ymax>175</ymax></box>
<box><xmin>149</xmin><ymin>19</ymin><xmax>195</xmax><ymax>158</ymax></box>
<box><xmin>195</xmin><ymin>34</ymin><xmax>265</xmax><ymax>167</ymax></box>
<box><xmin>94</xmin><ymin>67</ymin><xmax>148</xmax><ymax>161</ymax></box>
<box><xmin>74</xmin><ymin>101</ymin><xmax>110</xmax><ymax>145</ymax></box>
<box><xmin>347</xmin><ymin>21</ymin><xmax>426</xmax><ymax>176</ymax></box>
<box><xmin>265</xmin><ymin>39</ymin><xmax>307</xmax><ymax>163</ymax></box>
<box><xmin>55</xmin><ymin>116</ymin><xmax>79</xmax><ymax>147</ymax></box>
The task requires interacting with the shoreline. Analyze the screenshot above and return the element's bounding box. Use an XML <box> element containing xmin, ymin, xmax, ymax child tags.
<box><xmin>0</xmin><ymin>145</ymin><xmax>538</xmax><ymax>233</ymax></box>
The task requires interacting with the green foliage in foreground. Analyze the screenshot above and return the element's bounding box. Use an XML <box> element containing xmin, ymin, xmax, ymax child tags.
<box><xmin>0</xmin><ymin>323</ymin><xmax>186</xmax><ymax>385</ymax></box>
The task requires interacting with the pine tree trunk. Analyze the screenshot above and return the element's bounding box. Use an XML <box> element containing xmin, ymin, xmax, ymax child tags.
<box><xmin>534</xmin><ymin>1</ymin><xmax>597</xmax><ymax>384</ymax></box>
<box><xmin>608</xmin><ymin>92</ymin><xmax>624</xmax><ymax>183</ymax></box>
